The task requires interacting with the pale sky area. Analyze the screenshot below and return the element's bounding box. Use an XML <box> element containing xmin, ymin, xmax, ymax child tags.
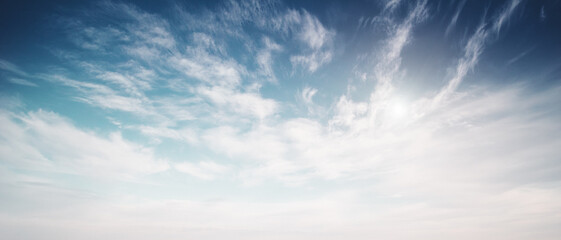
<box><xmin>1</xmin><ymin>0</ymin><xmax>561</xmax><ymax>239</ymax></box>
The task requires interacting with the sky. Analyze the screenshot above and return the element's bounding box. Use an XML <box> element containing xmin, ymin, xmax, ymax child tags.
<box><xmin>1</xmin><ymin>0</ymin><xmax>561</xmax><ymax>239</ymax></box>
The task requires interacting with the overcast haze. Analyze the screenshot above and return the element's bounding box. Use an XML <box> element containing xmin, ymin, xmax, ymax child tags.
<box><xmin>1</xmin><ymin>0</ymin><xmax>561</xmax><ymax>239</ymax></box>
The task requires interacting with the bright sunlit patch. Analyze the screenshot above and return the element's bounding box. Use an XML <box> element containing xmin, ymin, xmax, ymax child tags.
<box><xmin>389</xmin><ymin>99</ymin><xmax>409</xmax><ymax>120</ymax></box>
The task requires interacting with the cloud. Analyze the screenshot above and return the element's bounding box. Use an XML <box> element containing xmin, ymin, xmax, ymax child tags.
<box><xmin>290</xmin><ymin>51</ymin><xmax>333</xmax><ymax>73</ymax></box>
<box><xmin>329</xmin><ymin>95</ymin><xmax>368</xmax><ymax>130</ymax></box>
<box><xmin>174</xmin><ymin>160</ymin><xmax>229</xmax><ymax>180</ymax></box>
<box><xmin>7</xmin><ymin>78</ymin><xmax>38</xmax><ymax>87</ymax></box>
<box><xmin>198</xmin><ymin>80</ymin><xmax>561</xmax><ymax>202</ymax></box>
<box><xmin>135</xmin><ymin>125</ymin><xmax>198</xmax><ymax>144</ymax></box>
<box><xmin>46</xmin><ymin>0</ymin><xmax>341</xmax><ymax>131</ymax></box>
<box><xmin>330</xmin><ymin>0</ymin><xmax>428</xmax><ymax>132</ymax></box>
<box><xmin>445</xmin><ymin>0</ymin><xmax>467</xmax><ymax>36</ymax></box>
<box><xmin>2</xmin><ymin>0</ymin><xmax>561</xmax><ymax>239</ymax></box>
<box><xmin>0</xmin><ymin>59</ymin><xmax>30</xmax><ymax>77</ymax></box>
<box><xmin>540</xmin><ymin>5</ymin><xmax>546</xmax><ymax>21</ymax></box>
<box><xmin>75</xmin><ymin>2</ymin><xmax>176</xmax><ymax>54</ymax></box>
<box><xmin>506</xmin><ymin>47</ymin><xmax>534</xmax><ymax>66</ymax></box>
<box><xmin>375</xmin><ymin>0</ymin><xmax>428</xmax><ymax>84</ymax></box>
<box><xmin>492</xmin><ymin>0</ymin><xmax>522</xmax><ymax>36</ymax></box>
<box><xmin>0</xmin><ymin>109</ymin><xmax>169</xmax><ymax>178</ymax></box>
<box><xmin>433</xmin><ymin>22</ymin><xmax>487</xmax><ymax>106</ymax></box>
<box><xmin>97</xmin><ymin>71</ymin><xmax>151</xmax><ymax>97</ymax></box>
<box><xmin>433</xmin><ymin>0</ymin><xmax>522</xmax><ymax>107</ymax></box>
<box><xmin>385</xmin><ymin>0</ymin><xmax>402</xmax><ymax>12</ymax></box>
<box><xmin>301</xmin><ymin>87</ymin><xmax>317</xmax><ymax>104</ymax></box>
<box><xmin>168</xmin><ymin>45</ymin><xmax>245</xmax><ymax>88</ymax></box>
<box><xmin>83</xmin><ymin>80</ymin><xmax>561</xmax><ymax>235</ymax></box>
<box><xmin>185</xmin><ymin>0</ymin><xmax>561</xmax><ymax>191</ymax></box>
<box><xmin>297</xmin><ymin>10</ymin><xmax>333</xmax><ymax>51</ymax></box>
<box><xmin>256</xmin><ymin>37</ymin><xmax>282</xmax><ymax>82</ymax></box>
<box><xmin>40</xmin><ymin>0</ymin><xmax>548</xmax><ymax>188</ymax></box>
<box><xmin>289</xmin><ymin>10</ymin><xmax>335</xmax><ymax>72</ymax></box>
<box><xmin>196</xmin><ymin>86</ymin><xmax>278</xmax><ymax>120</ymax></box>
<box><xmin>46</xmin><ymin>74</ymin><xmax>152</xmax><ymax>115</ymax></box>
<box><xmin>49</xmin><ymin>0</ymin><xmax>293</xmax><ymax>126</ymax></box>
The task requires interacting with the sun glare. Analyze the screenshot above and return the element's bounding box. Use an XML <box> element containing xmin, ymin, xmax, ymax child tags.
<box><xmin>389</xmin><ymin>99</ymin><xmax>408</xmax><ymax>120</ymax></box>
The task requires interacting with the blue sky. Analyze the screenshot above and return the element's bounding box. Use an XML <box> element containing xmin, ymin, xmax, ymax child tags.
<box><xmin>1</xmin><ymin>0</ymin><xmax>561</xmax><ymax>239</ymax></box>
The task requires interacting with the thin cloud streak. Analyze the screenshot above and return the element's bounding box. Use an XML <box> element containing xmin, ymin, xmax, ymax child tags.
<box><xmin>7</xmin><ymin>78</ymin><xmax>38</xmax><ymax>87</ymax></box>
<box><xmin>433</xmin><ymin>0</ymin><xmax>522</xmax><ymax>107</ymax></box>
<box><xmin>0</xmin><ymin>59</ymin><xmax>30</xmax><ymax>77</ymax></box>
<box><xmin>445</xmin><ymin>0</ymin><xmax>466</xmax><ymax>37</ymax></box>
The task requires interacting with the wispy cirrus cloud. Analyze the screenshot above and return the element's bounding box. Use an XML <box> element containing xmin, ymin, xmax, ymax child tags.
<box><xmin>433</xmin><ymin>0</ymin><xmax>522</xmax><ymax>107</ymax></box>
<box><xmin>445</xmin><ymin>0</ymin><xmax>467</xmax><ymax>36</ymax></box>
<box><xmin>492</xmin><ymin>0</ymin><xmax>522</xmax><ymax>36</ymax></box>
<box><xmin>196</xmin><ymin>86</ymin><xmax>279</xmax><ymax>120</ymax></box>
<box><xmin>256</xmin><ymin>37</ymin><xmax>282</xmax><ymax>82</ymax></box>
<box><xmin>43</xmin><ymin>0</ymin><xmax>342</xmax><ymax>134</ymax></box>
<box><xmin>45</xmin><ymin>74</ymin><xmax>152</xmax><ymax>115</ymax></box>
<box><xmin>384</xmin><ymin>0</ymin><xmax>402</xmax><ymax>12</ymax></box>
<box><xmin>7</xmin><ymin>78</ymin><xmax>38</xmax><ymax>87</ymax></box>
<box><xmin>289</xmin><ymin>10</ymin><xmax>335</xmax><ymax>72</ymax></box>
<box><xmin>0</xmin><ymin>59</ymin><xmax>30</xmax><ymax>77</ymax></box>
<box><xmin>433</xmin><ymin>22</ymin><xmax>487</xmax><ymax>106</ymax></box>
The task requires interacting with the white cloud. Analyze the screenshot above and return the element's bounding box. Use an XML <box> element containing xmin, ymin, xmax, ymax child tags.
<box><xmin>2</xmin><ymin>1</ymin><xmax>561</xmax><ymax>239</ymax></box>
<box><xmin>174</xmin><ymin>160</ymin><xmax>228</xmax><ymax>180</ymax></box>
<box><xmin>125</xmin><ymin>45</ymin><xmax>162</xmax><ymax>61</ymax></box>
<box><xmin>297</xmin><ymin>11</ymin><xmax>333</xmax><ymax>51</ymax></box>
<box><xmin>445</xmin><ymin>0</ymin><xmax>467</xmax><ymax>36</ymax></box>
<box><xmin>0</xmin><ymin>59</ymin><xmax>29</xmax><ymax>77</ymax></box>
<box><xmin>136</xmin><ymin>125</ymin><xmax>198</xmax><ymax>144</ymax></box>
<box><xmin>289</xmin><ymin>10</ymin><xmax>335</xmax><ymax>72</ymax></box>
<box><xmin>433</xmin><ymin>22</ymin><xmax>487</xmax><ymax>106</ymax></box>
<box><xmin>301</xmin><ymin>87</ymin><xmax>317</xmax><ymax>105</ymax></box>
<box><xmin>492</xmin><ymin>0</ymin><xmax>522</xmax><ymax>36</ymax></box>
<box><xmin>257</xmin><ymin>37</ymin><xmax>282</xmax><ymax>82</ymax></box>
<box><xmin>434</xmin><ymin>0</ymin><xmax>522</xmax><ymax>107</ymax></box>
<box><xmin>97</xmin><ymin>71</ymin><xmax>150</xmax><ymax>97</ymax></box>
<box><xmin>105</xmin><ymin>1</ymin><xmax>176</xmax><ymax>50</ymax></box>
<box><xmin>196</xmin><ymin>86</ymin><xmax>278</xmax><ymax>120</ymax></box>
<box><xmin>169</xmin><ymin>49</ymin><xmax>245</xmax><ymax>87</ymax></box>
<box><xmin>329</xmin><ymin>95</ymin><xmax>368</xmax><ymax>130</ymax></box>
<box><xmin>0</xmin><ymin>109</ymin><xmax>169</xmax><ymax>178</ymax></box>
<box><xmin>44</xmin><ymin>0</ymin><xmax>547</xmax><ymax>188</ymax></box>
<box><xmin>10</xmin><ymin>83</ymin><xmax>553</xmax><ymax>236</ymax></box>
<box><xmin>506</xmin><ymin>47</ymin><xmax>533</xmax><ymax>66</ymax></box>
<box><xmin>290</xmin><ymin>50</ymin><xmax>333</xmax><ymax>73</ymax></box>
<box><xmin>49</xmin><ymin>1</ymin><xmax>285</xmax><ymax>131</ymax></box>
<box><xmin>329</xmin><ymin>0</ymin><xmax>428</xmax><ymax>132</ymax></box>
<box><xmin>62</xmin><ymin>2</ymin><xmax>175</xmax><ymax>61</ymax></box>
<box><xmin>385</xmin><ymin>0</ymin><xmax>402</xmax><ymax>12</ymax></box>
<box><xmin>47</xmin><ymin>75</ymin><xmax>151</xmax><ymax>115</ymax></box>
<box><xmin>198</xmin><ymin>82</ymin><xmax>561</xmax><ymax>200</ymax></box>
<box><xmin>186</xmin><ymin>0</ymin><xmax>561</xmax><ymax>191</ymax></box>
<box><xmin>7</xmin><ymin>78</ymin><xmax>38</xmax><ymax>87</ymax></box>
